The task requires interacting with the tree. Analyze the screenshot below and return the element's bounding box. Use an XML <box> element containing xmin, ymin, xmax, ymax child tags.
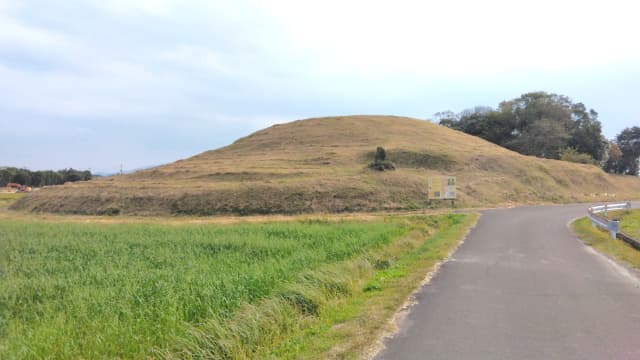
<box><xmin>433</xmin><ymin>110</ymin><xmax>457</xmax><ymax>125</ymax></box>
<box><xmin>567</xmin><ymin>106</ymin><xmax>607</xmax><ymax>161</ymax></box>
<box><xmin>11</xmin><ymin>169</ymin><xmax>30</xmax><ymax>185</ymax></box>
<box><xmin>0</xmin><ymin>167</ymin><xmax>91</xmax><ymax>187</ymax></box>
<box><xmin>499</xmin><ymin>92</ymin><xmax>573</xmax><ymax>132</ymax></box>
<box><xmin>437</xmin><ymin>107</ymin><xmax>515</xmax><ymax>145</ymax></box>
<box><xmin>616</xmin><ymin>127</ymin><xmax>640</xmax><ymax>175</ymax></box>
<box><xmin>438</xmin><ymin>92</ymin><xmax>607</xmax><ymax>162</ymax></box>
<box><xmin>602</xmin><ymin>142</ymin><xmax>623</xmax><ymax>173</ymax></box>
<box><xmin>506</xmin><ymin>118</ymin><xmax>571</xmax><ymax>159</ymax></box>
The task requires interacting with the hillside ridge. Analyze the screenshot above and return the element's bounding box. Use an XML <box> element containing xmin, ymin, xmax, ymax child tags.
<box><xmin>12</xmin><ymin>115</ymin><xmax>640</xmax><ymax>215</ymax></box>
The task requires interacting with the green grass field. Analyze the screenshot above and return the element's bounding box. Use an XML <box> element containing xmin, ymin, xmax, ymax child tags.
<box><xmin>572</xmin><ymin>210</ymin><xmax>640</xmax><ymax>270</ymax></box>
<box><xmin>620</xmin><ymin>209</ymin><xmax>640</xmax><ymax>240</ymax></box>
<box><xmin>0</xmin><ymin>214</ymin><xmax>472</xmax><ymax>359</ymax></box>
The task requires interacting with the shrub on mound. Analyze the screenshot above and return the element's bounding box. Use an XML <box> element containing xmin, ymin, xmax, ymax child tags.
<box><xmin>369</xmin><ymin>146</ymin><xmax>396</xmax><ymax>171</ymax></box>
<box><xmin>560</xmin><ymin>147</ymin><xmax>596</xmax><ymax>165</ymax></box>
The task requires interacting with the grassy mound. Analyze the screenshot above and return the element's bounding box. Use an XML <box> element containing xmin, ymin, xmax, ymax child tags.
<box><xmin>13</xmin><ymin>115</ymin><xmax>640</xmax><ymax>215</ymax></box>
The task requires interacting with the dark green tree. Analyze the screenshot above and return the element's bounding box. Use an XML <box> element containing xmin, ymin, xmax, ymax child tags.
<box><xmin>499</xmin><ymin>92</ymin><xmax>573</xmax><ymax>132</ymax></box>
<box><xmin>602</xmin><ymin>142</ymin><xmax>623</xmax><ymax>173</ymax></box>
<box><xmin>567</xmin><ymin>106</ymin><xmax>607</xmax><ymax>161</ymax></box>
<box><xmin>437</xmin><ymin>92</ymin><xmax>607</xmax><ymax>161</ymax></box>
<box><xmin>506</xmin><ymin>118</ymin><xmax>571</xmax><ymax>158</ymax></box>
<box><xmin>0</xmin><ymin>167</ymin><xmax>91</xmax><ymax>187</ymax></box>
<box><xmin>616</xmin><ymin>127</ymin><xmax>640</xmax><ymax>175</ymax></box>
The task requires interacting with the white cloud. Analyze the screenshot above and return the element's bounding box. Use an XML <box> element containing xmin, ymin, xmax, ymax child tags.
<box><xmin>95</xmin><ymin>0</ymin><xmax>177</xmax><ymax>16</ymax></box>
<box><xmin>159</xmin><ymin>45</ymin><xmax>237</xmax><ymax>77</ymax></box>
<box><xmin>192</xmin><ymin>112</ymin><xmax>292</xmax><ymax>131</ymax></box>
<box><xmin>255</xmin><ymin>0</ymin><xmax>640</xmax><ymax>76</ymax></box>
<box><xmin>0</xmin><ymin>14</ymin><xmax>70</xmax><ymax>50</ymax></box>
<box><xmin>0</xmin><ymin>61</ymin><xmax>179</xmax><ymax>119</ymax></box>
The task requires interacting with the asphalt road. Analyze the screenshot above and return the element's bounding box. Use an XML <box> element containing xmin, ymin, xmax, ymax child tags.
<box><xmin>376</xmin><ymin>202</ymin><xmax>640</xmax><ymax>360</ymax></box>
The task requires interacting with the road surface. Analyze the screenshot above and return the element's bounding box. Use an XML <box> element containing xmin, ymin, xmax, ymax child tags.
<box><xmin>376</xmin><ymin>202</ymin><xmax>640</xmax><ymax>360</ymax></box>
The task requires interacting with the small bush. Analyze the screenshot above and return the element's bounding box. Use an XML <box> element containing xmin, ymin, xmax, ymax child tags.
<box><xmin>560</xmin><ymin>147</ymin><xmax>596</xmax><ymax>165</ymax></box>
<box><xmin>374</xmin><ymin>258</ymin><xmax>392</xmax><ymax>270</ymax></box>
<box><xmin>368</xmin><ymin>159</ymin><xmax>396</xmax><ymax>171</ymax></box>
<box><xmin>369</xmin><ymin>146</ymin><xmax>396</xmax><ymax>171</ymax></box>
<box><xmin>98</xmin><ymin>207</ymin><xmax>120</xmax><ymax>216</ymax></box>
<box><xmin>363</xmin><ymin>279</ymin><xmax>383</xmax><ymax>292</ymax></box>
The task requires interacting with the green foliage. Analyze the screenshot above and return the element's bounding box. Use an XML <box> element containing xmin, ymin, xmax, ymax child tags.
<box><xmin>506</xmin><ymin>118</ymin><xmax>571</xmax><ymax>158</ymax></box>
<box><xmin>612</xmin><ymin>127</ymin><xmax>640</xmax><ymax>175</ymax></box>
<box><xmin>438</xmin><ymin>91</ymin><xmax>607</xmax><ymax>161</ymax></box>
<box><xmin>362</xmin><ymin>279</ymin><xmax>383</xmax><ymax>292</ymax></box>
<box><xmin>0</xmin><ymin>167</ymin><xmax>92</xmax><ymax>187</ymax></box>
<box><xmin>559</xmin><ymin>147</ymin><xmax>596</xmax><ymax>164</ymax></box>
<box><xmin>0</xmin><ymin>219</ymin><xmax>410</xmax><ymax>359</ymax></box>
<box><xmin>603</xmin><ymin>142</ymin><xmax>623</xmax><ymax>174</ymax></box>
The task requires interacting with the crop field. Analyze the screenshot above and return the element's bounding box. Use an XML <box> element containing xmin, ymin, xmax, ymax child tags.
<box><xmin>0</xmin><ymin>213</ymin><xmax>472</xmax><ymax>359</ymax></box>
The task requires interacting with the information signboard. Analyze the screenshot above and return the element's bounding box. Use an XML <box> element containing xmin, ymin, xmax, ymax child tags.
<box><xmin>428</xmin><ymin>176</ymin><xmax>456</xmax><ymax>200</ymax></box>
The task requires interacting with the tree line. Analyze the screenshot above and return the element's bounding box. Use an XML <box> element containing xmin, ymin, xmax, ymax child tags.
<box><xmin>436</xmin><ymin>92</ymin><xmax>640</xmax><ymax>175</ymax></box>
<box><xmin>0</xmin><ymin>167</ymin><xmax>92</xmax><ymax>187</ymax></box>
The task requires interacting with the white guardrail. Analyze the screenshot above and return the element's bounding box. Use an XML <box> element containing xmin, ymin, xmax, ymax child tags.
<box><xmin>588</xmin><ymin>202</ymin><xmax>632</xmax><ymax>239</ymax></box>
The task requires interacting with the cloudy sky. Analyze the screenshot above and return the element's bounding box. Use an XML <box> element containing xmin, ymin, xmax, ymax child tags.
<box><xmin>2</xmin><ymin>0</ymin><xmax>639</xmax><ymax>172</ymax></box>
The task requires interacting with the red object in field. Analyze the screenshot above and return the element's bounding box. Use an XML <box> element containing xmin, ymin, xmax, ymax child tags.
<box><xmin>6</xmin><ymin>183</ymin><xmax>32</xmax><ymax>192</ymax></box>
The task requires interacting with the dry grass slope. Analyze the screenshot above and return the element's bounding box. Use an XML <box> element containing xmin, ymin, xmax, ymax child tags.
<box><xmin>13</xmin><ymin>115</ymin><xmax>640</xmax><ymax>215</ymax></box>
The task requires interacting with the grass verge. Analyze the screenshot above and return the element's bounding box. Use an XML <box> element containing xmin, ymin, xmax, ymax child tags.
<box><xmin>259</xmin><ymin>213</ymin><xmax>478</xmax><ymax>359</ymax></box>
<box><xmin>620</xmin><ymin>210</ymin><xmax>640</xmax><ymax>240</ymax></box>
<box><xmin>572</xmin><ymin>214</ymin><xmax>640</xmax><ymax>269</ymax></box>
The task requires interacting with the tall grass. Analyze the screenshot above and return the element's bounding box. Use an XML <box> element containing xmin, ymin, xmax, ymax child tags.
<box><xmin>0</xmin><ymin>219</ymin><xmax>409</xmax><ymax>359</ymax></box>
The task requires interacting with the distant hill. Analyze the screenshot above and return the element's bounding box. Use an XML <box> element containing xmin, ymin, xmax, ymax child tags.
<box><xmin>12</xmin><ymin>115</ymin><xmax>640</xmax><ymax>215</ymax></box>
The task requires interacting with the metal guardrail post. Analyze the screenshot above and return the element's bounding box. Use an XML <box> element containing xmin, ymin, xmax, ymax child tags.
<box><xmin>608</xmin><ymin>220</ymin><xmax>619</xmax><ymax>240</ymax></box>
<box><xmin>587</xmin><ymin>202</ymin><xmax>630</xmax><ymax>240</ymax></box>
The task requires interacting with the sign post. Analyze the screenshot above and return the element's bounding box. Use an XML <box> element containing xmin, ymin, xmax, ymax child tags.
<box><xmin>428</xmin><ymin>176</ymin><xmax>457</xmax><ymax>206</ymax></box>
